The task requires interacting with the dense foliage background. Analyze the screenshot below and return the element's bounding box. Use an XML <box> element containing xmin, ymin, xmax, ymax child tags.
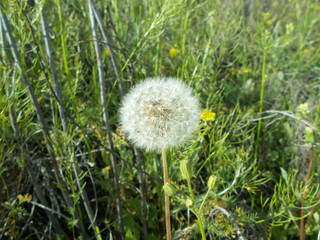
<box><xmin>0</xmin><ymin>0</ymin><xmax>319</xmax><ymax>239</ymax></box>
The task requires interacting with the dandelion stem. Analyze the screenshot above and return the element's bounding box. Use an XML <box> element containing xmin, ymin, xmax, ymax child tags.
<box><xmin>162</xmin><ymin>150</ymin><xmax>172</xmax><ymax>240</ymax></box>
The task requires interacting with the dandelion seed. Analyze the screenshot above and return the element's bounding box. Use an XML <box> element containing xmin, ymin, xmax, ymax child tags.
<box><xmin>119</xmin><ymin>77</ymin><xmax>200</xmax><ymax>152</ymax></box>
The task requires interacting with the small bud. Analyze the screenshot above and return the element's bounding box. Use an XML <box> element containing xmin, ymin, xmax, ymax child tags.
<box><xmin>305</xmin><ymin>127</ymin><xmax>315</xmax><ymax>143</ymax></box>
<box><xmin>180</xmin><ymin>160</ymin><xmax>192</xmax><ymax>180</ymax></box>
<box><xmin>163</xmin><ymin>183</ymin><xmax>177</xmax><ymax>196</ymax></box>
<box><xmin>207</xmin><ymin>175</ymin><xmax>217</xmax><ymax>189</ymax></box>
<box><xmin>185</xmin><ymin>198</ymin><xmax>194</xmax><ymax>208</ymax></box>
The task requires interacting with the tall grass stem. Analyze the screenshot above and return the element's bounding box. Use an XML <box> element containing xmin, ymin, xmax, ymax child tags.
<box><xmin>88</xmin><ymin>1</ymin><xmax>124</xmax><ymax>238</ymax></box>
<box><xmin>39</xmin><ymin>2</ymin><xmax>68</xmax><ymax>131</ymax></box>
<box><xmin>0</xmin><ymin>8</ymin><xmax>86</xmax><ymax>236</ymax></box>
<box><xmin>256</xmin><ymin>49</ymin><xmax>267</xmax><ymax>159</ymax></box>
<box><xmin>89</xmin><ymin>0</ymin><xmax>124</xmax><ymax>96</ymax></box>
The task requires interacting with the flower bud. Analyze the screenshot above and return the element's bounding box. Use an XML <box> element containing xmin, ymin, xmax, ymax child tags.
<box><xmin>163</xmin><ymin>183</ymin><xmax>177</xmax><ymax>196</ymax></box>
<box><xmin>305</xmin><ymin>127</ymin><xmax>315</xmax><ymax>143</ymax></box>
<box><xmin>207</xmin><ymin>175</ymin><xmax>217</xmax><ymax>189</ymax></box>
<box><xmin>180</xmin><ymin>160</ymin><xmax>192</xmax><ymax>180</ymax></box>
<box><xmin>185</xmin><ymin>198</ymin><xmax>194</xmax><ymax>208</ymax></box>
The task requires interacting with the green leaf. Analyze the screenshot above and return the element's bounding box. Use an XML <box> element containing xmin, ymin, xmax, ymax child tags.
<box><xmin>279</xmin><ymin>167</ymin><xmax>288</xmax><ymax>185</ymax></box>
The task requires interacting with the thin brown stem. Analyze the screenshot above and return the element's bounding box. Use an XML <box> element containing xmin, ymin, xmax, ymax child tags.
<box><xmin>305</xmin><ymin>190</ymin><xmax>320</xmax><ymax>227</ymax></box>
<box><xmin>162</xmin><ymin>150</ymin><xmax>172</xmax><ymax>240</ymax></box>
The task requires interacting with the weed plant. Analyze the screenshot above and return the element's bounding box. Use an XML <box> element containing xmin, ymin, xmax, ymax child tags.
<box><xmin>0</xmin><ymin>0</ymin><xmax>320</xmax><ymax>239</ymax></box>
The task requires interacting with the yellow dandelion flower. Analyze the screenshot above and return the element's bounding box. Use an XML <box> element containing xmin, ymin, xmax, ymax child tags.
<box><xmin>265</xmin><ymin>19</ymin><xmax>272</xmax><ymax>25</ymax></box>
<box><xmin>302</xmin><ymin>48</ymin><xmax>314</xmax><ymax>55</ymax></box>
<box><xmin>103</xmin><ymin>49</ymin><xmax>110</xmax><ymax>57</ymax></box>
<box><xmin>17</xmin><ymin>193</ymin><xmax>32</xmax><ymax>203</ymax></box>
<box><xmin>243</xmin><ymin>68</ymin><xmax>251</xmax><ymax>73</ymax></box>
<box><xmin>201</xmin><ymin>109</ymin><xmax>216</xmax><ymax>121</ymax></box>
<box><xmin>102</xmin><ymin>165</ymin><xmax>111</xmax><ymax>174</ymax></box>
<box><xmin>169</xmin><ymin>47</ymin><xmax>179</xmax><ymax>57</ymax></box>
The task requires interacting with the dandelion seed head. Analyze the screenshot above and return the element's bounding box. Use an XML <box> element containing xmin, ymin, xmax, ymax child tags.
<box><xmin>119</xmin><ymin>77</ymin><xmax>200</xmax><ymax>152</ymax></box>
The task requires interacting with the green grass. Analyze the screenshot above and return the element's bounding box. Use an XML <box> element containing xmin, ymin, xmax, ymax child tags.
<box><xmin>1</xmin><ymin>0</ymin><xmax>320</xmax><ymax>239</ymax></box>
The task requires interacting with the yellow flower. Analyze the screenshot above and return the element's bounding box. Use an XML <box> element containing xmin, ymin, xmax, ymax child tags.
<box><xmin>17</xmin><ymin>193</ymin><xmax>32</xmax><ymax>203</ymax></box>
<box><xmin>302</xmin><ymin>49</ymin><xmax>309</xmax><ymax>54</ymax></box>
<box><xmin>169</xmin><ymin>47</ymin><xmax>179</xmax><ymax>57</ymax></box>
<box><xmin>201</xmin><ymin>109</ymin><xmax>216</xmax><ymax>121</ymax></box>
<box><xmin>243</xmin><ymin>68</ymin><xmax>251</xmax><ymax>73</ymax></box>
<box><xmin>262</xmin><ymin>12</ymin><xmax>272</xmax><ymax>25</ymax></box>
<box><xmin>102</xmin><ymin>165</ymin><xmax>111</xmax><ymax>174</ymax></box>
<box><xmin>103</xmin><ymin>49</ymin><xmax>110</xmax><ymax>57</ymax></box>
<box><xmin>264</xmin><ymin>19</ymin><xmax>272</xmax><ymax>25</ymax></box>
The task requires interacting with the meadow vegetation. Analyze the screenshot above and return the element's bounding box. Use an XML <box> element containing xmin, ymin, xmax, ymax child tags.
<box><xmin>0</xmin><ymin>0</ymin><xmax>320</xmax><ymax>239</ymax></box>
